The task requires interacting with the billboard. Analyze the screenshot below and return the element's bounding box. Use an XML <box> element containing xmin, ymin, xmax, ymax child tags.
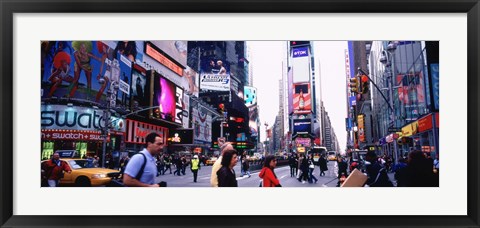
<box><xmin>430</xmin><ymin>63</ymin><xmax>439</xmax><ymax>110</ymax></box>
<box><xmin>168</xmin><ymin>128</ymin><xmax>194</xmax><ymax>145</ymax></box>
<box><xmin>131</xmin><ymin>64</ymin><xmax>149</xmax><ymax>109</ymax></box>
<box><xmin>150</xmin><ymin>41</ymin><xmax>188</xmax><ymax>68</ymax></box>
<box><xmin>396</xmin><ymin>72</ymin><xmax>426</xmax><ymax>119</ymax></box>
<box><xmin>192</xmin><ymin>107</ymin><xmax>212</xmax><ymax>144</ymax></box>
<box><xmin>292</xmin><ymin>47</ymin><xmax>309</xmax><ymax>58</ymax></box>
<box><xmin>292</xmin><ymin>47</ymin><xmax>310</xmax><ymax>83</ymax></box>
<box><xmin>358</xmin><ymin>114</ymin><xmax>365</xmax><ymax>142</ymax></box>
<box><xmin>125</xmin><ymin>119</ymin><xmax>168</xmax><ymax>145</ymax></box>
<box><xmin>293</xmin><ymin>83</ymin><xmax>312</xmax><ymax>114</ymax></box>
<box><xmin>145</xmin><ymin>42</ymin><xmax>184</xmax><ymax>76</ymax></box>
<box><xmin>41</xmin><ymin>41</ymin><xmax>142</xmax><ymax>106</ymax></box>
<box><xmin>293</xmin><ymin>119</ymin><xmax>311</xmax><ymax>135</ymax></box>
<box><xmin>244</xmin><ymin>86</ymin><xmax>257</xmax><ymax>107</ymax></box>
<box><xmin>200</xmin><ymin>74</ymin><xmax>231</xmax><ymax>91</ymax></box>
<box><xmin>151</xmin><ymin>73</ymin><xmax>178</xmax><ymax>123</ymax></box>
<box><xmin>295</xmin><ymin>137</ymin><xmax>311</xmax><ymax>147</ymax></box>
<box><xmin>183</xmin><ymin>66</ymin><xmax>200</xmax><ymax>97</ymax></box>
<box><xmin>345</xmin><ymin>47</ymin><xmax>356</xmax><ymax>107</ymax></box>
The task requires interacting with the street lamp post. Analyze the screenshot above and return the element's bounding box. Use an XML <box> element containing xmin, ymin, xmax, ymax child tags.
<box><xmin>101</xmin><ymin>78</ymin><xmax>119</xmax><ymax>168</ymax></box>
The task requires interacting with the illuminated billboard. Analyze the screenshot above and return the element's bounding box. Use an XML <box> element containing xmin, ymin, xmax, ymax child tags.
<box><xmin>293</xmin><ymin>119</ymin><xmax>311</xmax><ymax>135</ymax></box>
<box><xmin>293</xmin><ymin>83</ymin><xmax>311</xmax><ymax>114</ymax></box>
<box><xmin>151</xmin><ymin>72</ymin><xmax>178</xmax><ymax>123</ymax></box>
<box><xmin>168</xmin><ymin>128</ymin><xmax>194</xmax><ymax>145</ymax></box>
<box><xmin>244</xmin><ymin>86</ymin><xmax>257</xmax><ymax>107</ymax></box>
<box><xmin>192</xmin><ymin>107</ymin><xmax>212</xmax><ymax>144</ymax></box>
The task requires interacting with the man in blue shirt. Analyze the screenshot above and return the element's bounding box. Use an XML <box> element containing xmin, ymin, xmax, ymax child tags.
<box><xmin>123</xmin><ymin>132</ymin><xmax>164</xmax><ymax>187</ymax></box>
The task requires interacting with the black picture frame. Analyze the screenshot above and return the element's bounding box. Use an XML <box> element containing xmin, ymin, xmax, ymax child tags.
<box><xmin>1</xmin><ymin>0</ymin><xmax>479</xmax><ymax>227</ymax></box>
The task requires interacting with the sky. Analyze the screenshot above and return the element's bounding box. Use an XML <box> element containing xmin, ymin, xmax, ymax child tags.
<box><xmin>249</xmin><ymin>41</ymin><xmax>348</xmax><ymax>153</ymax></box>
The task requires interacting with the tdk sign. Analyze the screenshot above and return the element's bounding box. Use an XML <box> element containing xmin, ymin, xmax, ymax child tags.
<box><xmin>292</xmin><ymin>47</ymin><xmax>309</xmax><ymax>58</ymax></box>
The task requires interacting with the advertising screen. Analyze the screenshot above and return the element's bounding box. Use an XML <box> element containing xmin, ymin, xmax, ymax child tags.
<box><xmin>244</xmin><ymin>86</ymin><xmax>257</xmax><ymax>107</ymax></box>
<box><xmin>152</xmin><ymin>72</ymin><xmax>177</xmax><ymax>122</ymax></box>
<box><xmin>293</xmin><ymin>83</ymin><xmax>311</xmax><ymax>114</ymax></box>
<box><xmin>175</xmin><ymin>86</ymin><xmax>185</xmax><ymax>124</ymax></box>
<box><xmin>293</xmin><ymin>119</ymin><xmax>311</xmax><ymax>135</ymax></box>
<box><xmin>168</xmin><ymin>128</ymin><xmax>194</xmax><ymax>145</ymax></box>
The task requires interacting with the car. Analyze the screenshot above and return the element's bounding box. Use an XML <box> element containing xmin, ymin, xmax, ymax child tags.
<box><xmin>327</xmin><ymin>151</ymin><xmax>337</xmax><ymax>161</ymax></box>
<box><xmin>41</xmin><ymin>158</ymin><xmax>120</xmax><ymax>187</ymax></box>
<box><xmin>205</xmin><ymin>157</ymin><xmax>218</xmax><ymax>166</ymax></box>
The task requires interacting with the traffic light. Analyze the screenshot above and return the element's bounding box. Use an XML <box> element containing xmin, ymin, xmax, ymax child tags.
<box><xmin>349</xmin><ymin>77</ymin><xmax>360</xmax><ymax>94</ymax></box>
<box><xmin>360</xmin><ymin>75</ymin><xmax>369</xmax><ymax>94</ymax></box>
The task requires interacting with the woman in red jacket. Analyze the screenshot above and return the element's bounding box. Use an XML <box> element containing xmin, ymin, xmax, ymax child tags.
<box><xmin>259</xmin><ymin>155</ymin><xmax>282</xmax><ymax>187</ymax></box>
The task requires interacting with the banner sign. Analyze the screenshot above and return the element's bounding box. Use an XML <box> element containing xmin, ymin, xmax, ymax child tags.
<box><xmin>41</xmin><ymin>129</ymin><xmax>107</xmax><ymax>141</ymax></box>
<box><xmin>200</xmin><ymin>73</ymin><xmax>231</xmax><ymax>91</ymax></box>
<box><xmin>125</xmin><ymin>119</ymin><xmax>168</xmax><ymax>145</ymax></box>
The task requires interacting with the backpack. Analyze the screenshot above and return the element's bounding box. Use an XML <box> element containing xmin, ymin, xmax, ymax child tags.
<box><xmin>370</xmin><ymin>167</ymin><xmax>394</xmax><ymax>187</ymax></box>
<box><xmin>107</xmin><ymin>153</ymin><xmax>147</xmax><ymax>187</ymax></box>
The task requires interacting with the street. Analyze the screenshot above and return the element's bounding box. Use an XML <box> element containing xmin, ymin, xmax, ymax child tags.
<box><xmin>155</xmin><ymin>161</ymin><xmax>352</xmax><ymax>187</ymax></box>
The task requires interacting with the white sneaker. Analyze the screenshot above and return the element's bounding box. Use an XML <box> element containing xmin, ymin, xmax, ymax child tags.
<box><xmin>302</xmin><ymin>181</ymin><xmax>306</xmax><ymax>184</ymax></box>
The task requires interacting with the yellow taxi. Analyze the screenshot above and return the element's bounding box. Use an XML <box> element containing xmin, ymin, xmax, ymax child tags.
<box><xmin>41</xmin><ymin>158</ymin><xmax>120</xmax><ymax>187</ymax></box>
<box><xmin>327</xmin><ymin>151</ymin><xmax>338</xmax><ymax>161</ymax></box>
<box><xmin>205</xmin><ymin>157</ymin><xmax>218</xmax><ymax>166</ymax></box>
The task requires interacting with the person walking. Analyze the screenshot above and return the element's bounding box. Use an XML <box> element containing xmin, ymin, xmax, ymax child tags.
<box><xmin>297</xmin><ymin>154</ymin><xmax>309</xmax><ymax>184</ymax></box>
<box><xmin>181</xmin><ymin>156</ymin><xmax>187</xmax><ymax>175</ymax></box>
<box><xmin>156</xmin><ymin>154</ymin><xmax>165</xmax><ymax>176</ymax></box>
<box><xmin>217</xmin><ymin>149</ymin><xmax>239</xmax><ymax>187</ymax></box>
<box><xmin>164</xmin><ymin>154</ymin><xmax>172</xmax><ymax>174</ymax></box>
<box><xmin>319</xmin><ymin>155</ymin><xmax>328</xmax><ymax>176</ymax></box>
<box><xmin>307</xmin><ymin>156</ymin><xmax>318</xmax><ymax>184</ymax></box>
<box><xmin>123</xmin><ymin>132</ymin><xmax>164</xmax><ymax>187</ymax></box>
<box><xmin>242</xmin><ymin>155</ymin><xmax>251</xmax><ymax>178</ymax></box>
<box><xmin>288</xmin><ymin>153</ymin><xmax>298</xmax><ymax>177</ymax></box>
<box><xmin>259</xmin><ymin>155</ymin><xmax>282</xmax><ymax>187</ymax></box>
<box><xmin>41</xmin><ymin>152</ymin><xmax>72</xmax><ymax>187</ymax></box>
<box><xmin>174</xmin><ymin>155</ymin><xmax>183</xmax><ymax>176</ymax></box>
<box><xmin>190</xmin><ymin>155</ymin><xmax>201</xmax><ymax>182</ymax></box>
<box><xmin>210</xmin><ymin>139</ymin><xmax>234</xmax><ymax>187</ymax></box>
<box><xmin>336</xmin><ymin>156</ymin><xmax>348</xmax><ymax>187</ymax></box>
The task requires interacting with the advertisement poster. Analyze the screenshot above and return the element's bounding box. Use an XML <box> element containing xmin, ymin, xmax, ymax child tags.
<box><xmin>192</xmin><ymin>107</ymin><xmax>212</xmax><ymax>145</ymax></box>
<box><xmin>199</xmin><ymin>58</ymin><xmax>231</xmax><ymax>92</ymax></box>
<box><xmin>131</xmin><ymin>64</ymin><xmax>149</xmax><ymax>110</ymax></box>
<box><xmin>292</xmin><ymin>47</ymin><xmax>310</xmax><ymax>83</ymax></box>
<box><xmin>168</xmin><ymin>128</ymin><xmax>194</xmax><ymax>145</ymax></box>
<box><xmin>41</xmin><ymin>41</ymin><xmax>141</xmax><ymax>106</ymax></box>
<box><xmin>293</xmin><ymin>83</ymin><xmax>311</xmax><ymax>114</ymax></box>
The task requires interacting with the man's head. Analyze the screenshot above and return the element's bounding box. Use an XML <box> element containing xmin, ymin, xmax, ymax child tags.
<box><xmin>52</xmin><ymin>153</ymin><xmax>60</xmax><ymax>161</ymax></box>
<box><xmin>145</xmin><ymin>132</ymin><xmax>163</xmax><ymax>155</ymax></box>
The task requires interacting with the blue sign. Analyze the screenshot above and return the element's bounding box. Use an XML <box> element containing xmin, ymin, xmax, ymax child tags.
<box><xmin>292</xmin><ymin>47</ymin><xmax>309</xmax><ymax>58</ymax></box>
<box><xmin>430</xmin><ymin>63</ymin><xmax>439</xmax><ymax>110</ymax></box>
<box><xmin>345</xmin><ymin>118</ymin><xmax>352</xmax><ymax>131</ymax></box>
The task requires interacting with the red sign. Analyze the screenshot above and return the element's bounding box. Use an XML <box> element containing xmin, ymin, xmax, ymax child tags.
<box><xmin>126</xmin><ymin>119</ymin><xmax>168</xmax><ymax>145</ymax></box>
<box><xmin>41</xmin><ymin>129</ymin><xmax>108</xmax><ymax>141</ymax></box>
<box><xmin>145</xmin><ymin>43</ymin><xmax>184</xmax><ymax>76</ymax></box>
<box><xmin>418</xmin><ymin>114</ymin><xmax>433</xmax><ymax>133</ymax></box>
<box><xmin>435</xmin><ymin>112</ymin><xmax>439</xmax><ymax>128</ymax></box>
